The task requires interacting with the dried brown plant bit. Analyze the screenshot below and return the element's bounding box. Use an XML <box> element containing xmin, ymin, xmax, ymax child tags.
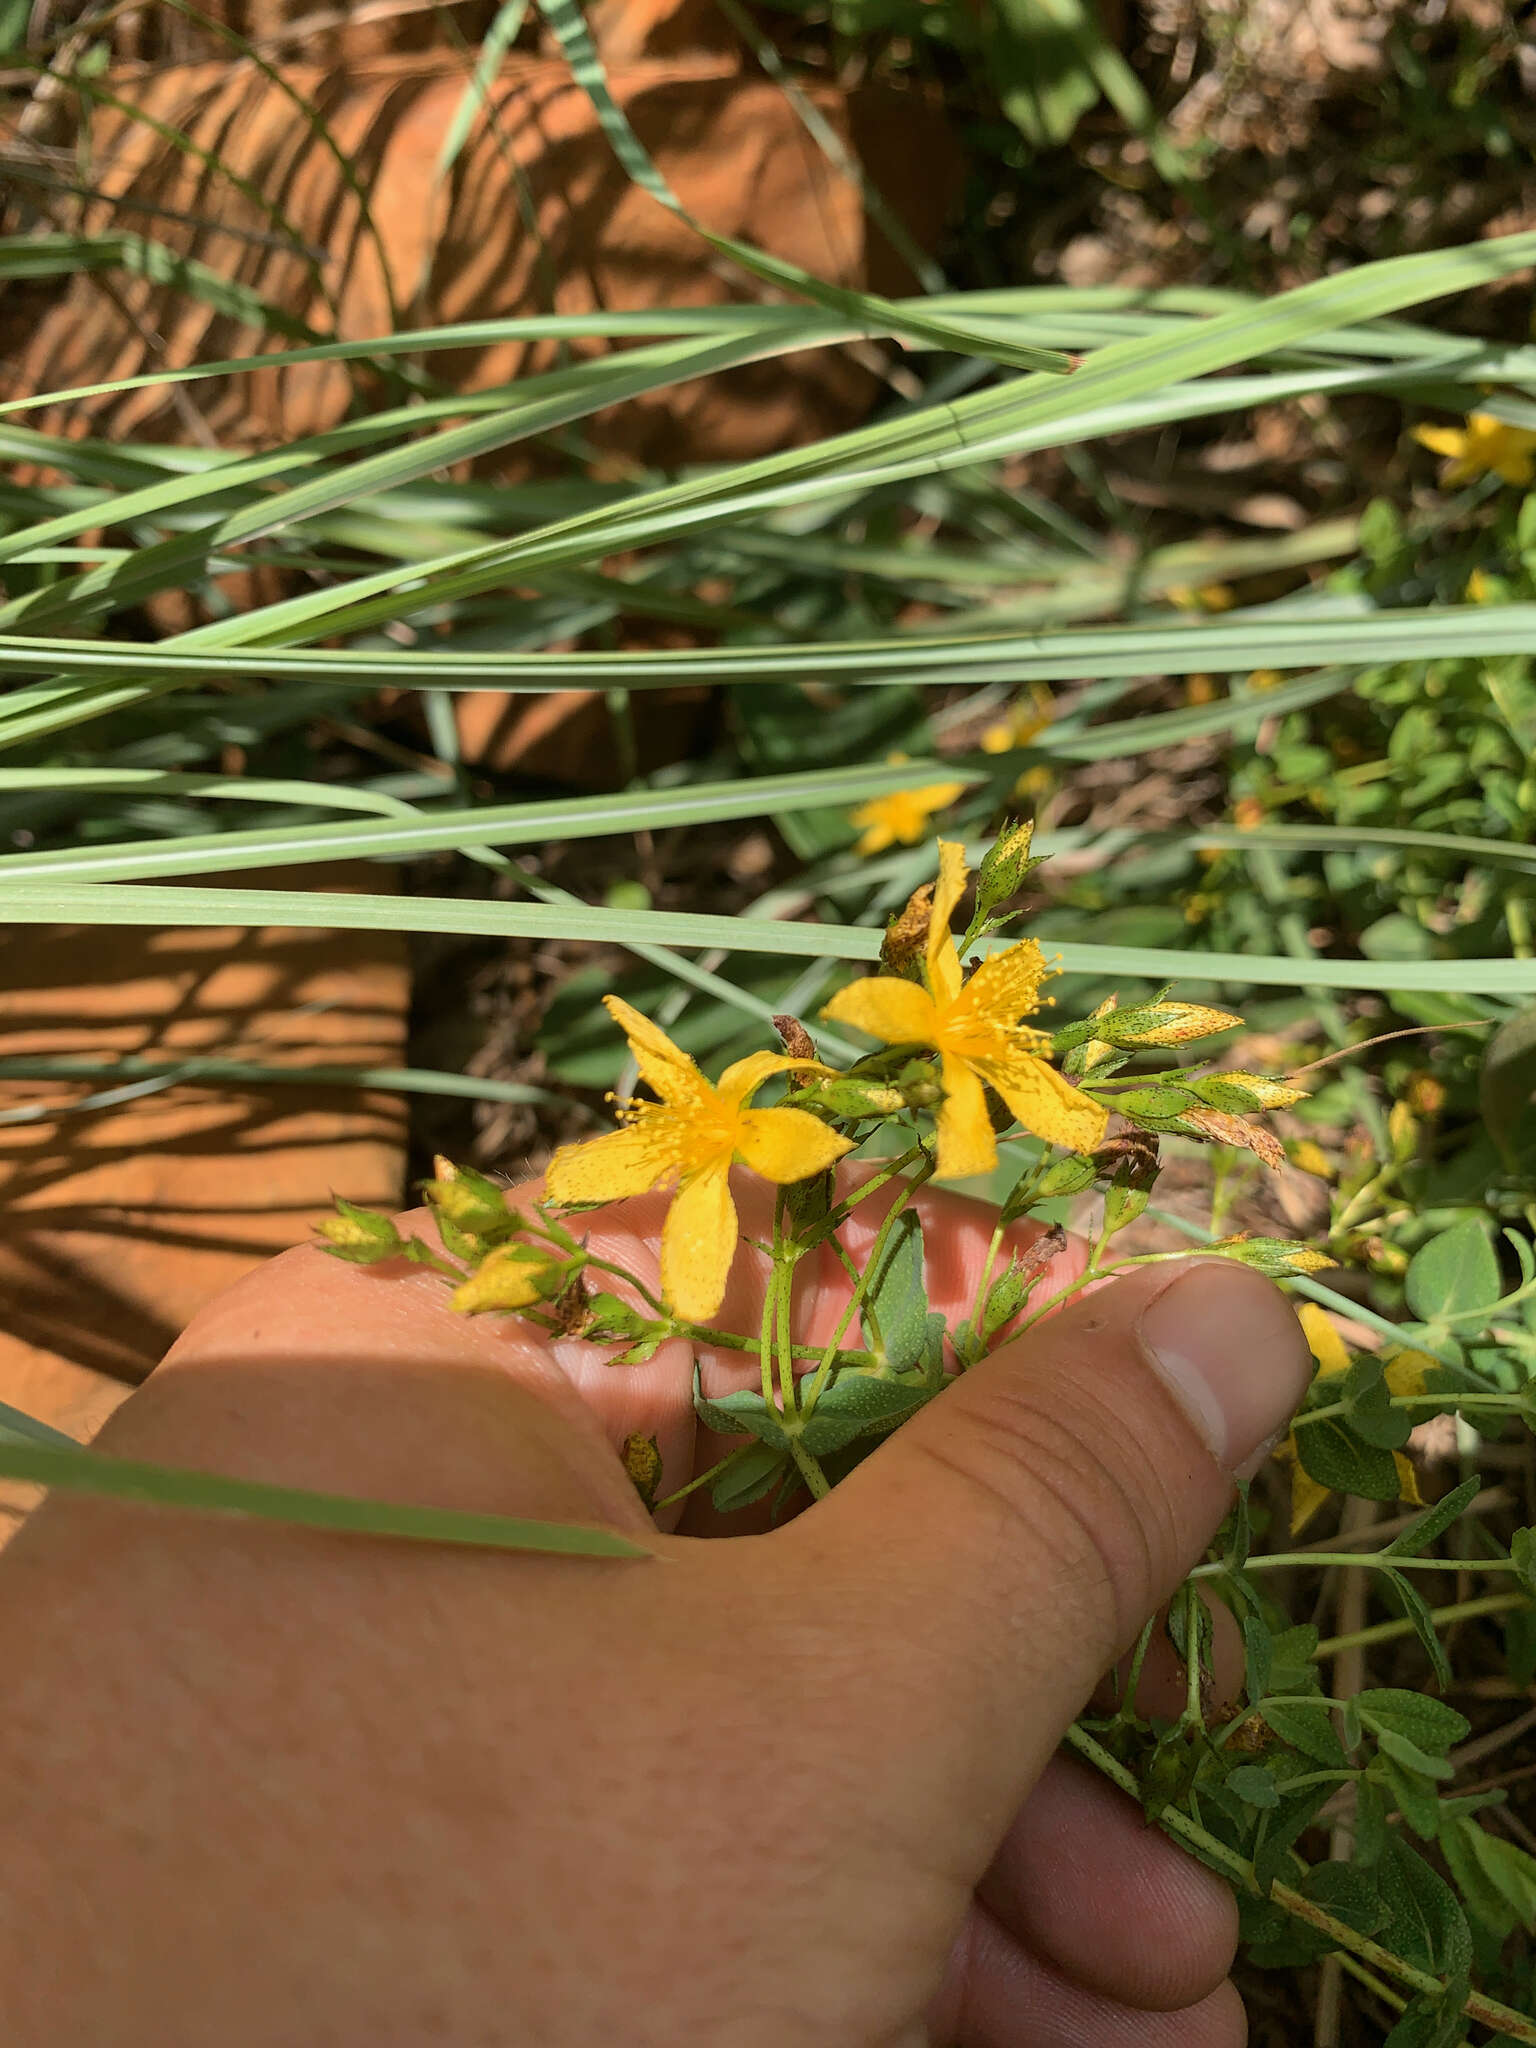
<box><xmin>621</xmin><ymin>1432</ymin><xmax>664</xmax><ymax>1511</ymax></box>
<box><xmin>879</xmin><ymin>881</ymin><xmax>935</xmax><ymax>977</ymax></box>
<box><xmin>1181</xmin><ymin>1105</ymin><xmax>1287</xmax><ymax>1170</ymax></box>
<box><xmin>773</xmin><ymin>1014</ymin><xmax>817</xmax><ymax>1066</ymax></box>
<box><xmin>1092</xmin><ymin>1129</ymin><xmax>1162</xmax><ymax>1188</ymax></box>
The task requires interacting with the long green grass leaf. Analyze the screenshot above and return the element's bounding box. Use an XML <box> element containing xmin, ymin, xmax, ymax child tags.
<box><xmin>4</xmin><ymin>882</ymin><xmax>1532</xmax><ymax>994</ymax></box>
<box><xmin>0</xmin><ymin>1442</ymin><xmax>652</xmax><ymax>1557</ymax></box>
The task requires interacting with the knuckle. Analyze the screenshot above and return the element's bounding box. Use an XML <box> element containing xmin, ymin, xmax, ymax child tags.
<box><xmin>911</xmin><ymin>1373</ymin><xmax>1185</xmax><ymax>1658</ymax></box>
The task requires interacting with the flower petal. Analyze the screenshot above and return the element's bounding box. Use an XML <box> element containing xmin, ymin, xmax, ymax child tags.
<box><xmin>1412</xmin><ymin>423</ymin><xmax>1467</xmax><ymax>459</ymax></box>
<box><xmin>933</xmin><ymin>1051</ymin><xmax>997</xmax><ymax>1182</ymax></box>
<box><xmin>545</xmin><ymin>1117</ymin><xmax>680</xmax><ymax>1204</ymax></box>
<box><xmin>1391</xmin><ymin>1449</ymin><xmax>1426</xmax><ymax>1508</ymax></box>
<box><xmin>1297</xmin><ymin>1302</ymin><xmax>1349</xmax><ymax>1380</ymax></box>
<box><xmin>715</xmin><ymin>1049</ymin><xmax>822</xmax><ymax>1112</ymax></box>
<box><xmin>926</xmin><ymin>839</ymin><xmax>968</xmax><ymax>1005</ymax></box>
<box><xmin>981</xmin><ymin>1053</ymin><xmax>1107</xmax><ymax>1153</ymax></box>
<box><xmin>604</xmin><ymin>994</ymin><xmax>707</xmax><ymax>1107</ymax></box>
<box><xmin>735</xmin><ymin>1105</ymin><xmax>854</xmax><ymax>1184</ymax></box>
<box><xmin>821</xmin><ymin>975</ymin><xmax>939</xmax><ymax>1047</ymax></box>
<box><xmin>956</xmin><ymin>937</ymin><xmax>1050</xmax><ymax>1030</ymax></box>
<box><xmin>1286</xmin><ymin>1448</ymin><xmax>1333</xmax><ymax>1537</ymax></box>
<box><xmin>660</xmin><ymin>1160</ymin><xmax>737</xmax><ymax>1321</ymax></box>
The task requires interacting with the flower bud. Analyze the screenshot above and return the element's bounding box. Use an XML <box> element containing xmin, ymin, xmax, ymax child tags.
<box><xmin>1285</xmin><ymin>1138</ymin><xmax>1335</xmax><ymax>1182</ymax></box>
<box><xmin>1111</xmin><ymin>1083</ymin><xmax>1202</xmax><ymax>1132</ymax></box>
<box><xmin>424</xmin><ymin>1164</ymin><xmax>515</xmax><ymax>1240</ymax></box>
<box><xmin>314</xmin><ymin>1198</ymin><xmax>403</xmax><ymax>1264</ymax></box>
<box><xmin>1210</xmin><ymin>1236</ymin><xmax>1337</xmax><ymax>1277</ymax></box>
<box><xmin>450</xmin><ymin>1243</ymin><xmax>568</xmax><ymax>1315</ymax></box>
<box><xmin>973</xmin><ymin>818</ymin><xmax>1041</xmax><ymax>922</ymax></box>
<box><xmin>1193</xmin><ymin>1072</ymin><xmax>1309</xmax><ymax>1113</ymax></box>
<box><xmin>1055</xmin><ymin>995</ymin><xmax>1243</xmax><ymax>1056</ymax></box>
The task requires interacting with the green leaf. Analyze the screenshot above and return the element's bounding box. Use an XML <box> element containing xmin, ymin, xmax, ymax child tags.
<box><xmin>1480</xmin><ymin>1000</ymin><xmax>1536</xmax><ymax>1172</ymax></box>
<box><xmin>1378</xmin><ymin>1835</ymin><xmax>1474</xmax><ymax>1978</ymax></box>
<box><xmin>1383</xmin><ymin>1990</ymin><xmax>1473</xmax><ymax>2048</ymax></box>
<box><xmin>1267</xmin><ymin>1625</ymin><xmax>1323</xmax><ymax>1695</ymax></box>
<box><xmin>1383</xmin><ymin>1567</ymin><xmax>1455</xmax><ymax>1691</ymax></box>
<box><xmin>1355</xmin><ymin>1690</ymin><xmax>1470</xmax><ymax>1756</ymax></box>
<box><xmin>1294</xmin><ymin>1415</ymin><xmax>1403</xmax><ymax>1503</ymax></box>
<box><xmin>1225</xmin><ymin>1764</ymin><xmax>1281</xmax><ymax>1809</ymax></box>
<box><xmin>0</xmin><ymin>1442</ymin><xmax>648</xmax><ymax>1558</ymax></box>
<box><xmin>1300</xmin><ymin>1860</ymin><xmax>1389</xmax><ymax>1938</ymax></box>
<box><xmin>1511</xmin><ymin>1525</ymin><xmax>1536</xmax><ymax>1599</ymax></box>
<box><xmin>1405</xmin><ymin>1222</ymin><xmax>1503</xmax><ymax>1323</ymax></box>
<box><xmin>1260</xmin><ymin>1700</ymin><xmax>1347</xmax><ymax>1768</ymax></box>
<box><xmin>862</xmin><ymin>1211</ymin><xmax>931</xmax><ymax>1374</ymax></box>
<box><xmin>1439</xmin><ymin>1815</ymin><xmax>1523</xmax><ymax>1941</ymax></box>
<box><xmin>1466</xmin><ymin>1822</ymin><xmax>1536</xmax><ymax>1931</ymax></box>
<box><xmin>1375</xmin><ymin>1729</ymin><xmax>1456</xmax><ymax>1782</ymax></box>
<box><xmin>1384</xmin><ymin>1477</ymin><xmax>1482</xmax><ymax>1559</ymax></box>
<box><xmin>1242</xmin><ymin>1616</ymin><xmax>1273</xmax><ymax>1707</ymax></box>
<box><xmin>798</xmin><ymin>1372</ymin><xmax>936</xmax><ymax>1459</ymax></box>
<box><xmin>1253</xmin><ymin>1779</ymin><xmax>1338</xmax><ymax>1892</ymax></box>
<box><xmin>1341</xmin><ymin>1355</ymin><xmax>1415</xmax><ymax>1450</ymax></box>
<box><xmin>710</xmin><ymin>1443</ymin><xmax>793</xmax><ymax>1516</ymax></box>
<box><xmin>1377</xmin><ymin>1753</ymin><xmax>1446</xmax><ymax>1843</ymax></box>
<box><xmin>691</xmin><ymin>1379</ymin><xmax>792</xmax><ymax>1453</ymax></box>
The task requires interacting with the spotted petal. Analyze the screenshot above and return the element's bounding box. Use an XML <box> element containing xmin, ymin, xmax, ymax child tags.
<box><xmin>661</xmin><ymin>1159</ymin><xmax>737</xmax><ymax>1321</ymax></box>
<box><xmin>821</xmin><ymin>975</ymin><xmax>938</xmax><ymax>1048</ymax></box>
<box><xmin>981</xmin><ymin>1052</ymin><xmax>1107</xmax><ymax>1153</ymax></box>
<box><xmin>736</xmin><ymin>1105</ymin><xmax>853</xmax><ymax>1184</ymax></box>
<box><xmin>926</xmin><ymin>839</ymin><xmax>968</xmax><ymax>1005</ymax></box>
<box><xmin>604</xmin><ymin>995</ymin><xmax>707</xmax><ymax>1107</ymax></box>
<box><xmin>716</xmin><ymin>1049</ymin><xmax>821</xmax><ymax>1113</ymax></box>
<box><xmin>956</xmin><ymin>937</ymin><xmax>1051</xmax><ymax>1031</ymax></box>
<box><xmin>545</xmin><ymin>1117</ymin><xmax>681</xmax><ymax>1205</ymax></box>
<box><xmin>932</xmin><ymin>1051</ymin><xmax>997</xmax><ymax>1182</ymax></box>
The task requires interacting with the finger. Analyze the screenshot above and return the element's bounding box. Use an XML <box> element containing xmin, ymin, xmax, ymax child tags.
<box><xmin>976</xmin><ymin>1756</ymin><xmax>1237</xmax><ymax>2011</ymax></box>
<box><xmin>776</xmin><ymin>1255</ymin><xmax>1312</xmax><ymax>1874</ymax></box>
<box><xmin>931</xmin><ymin>1902</ymin><xmax>1247</xmax><ymax>2048</ymax></box>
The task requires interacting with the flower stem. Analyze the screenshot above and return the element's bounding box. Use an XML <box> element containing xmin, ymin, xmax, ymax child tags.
<box><xmin>1064</xmin><ymin>1725</ymin><xmax>1536</xmax><ymax>2043</ymax></box>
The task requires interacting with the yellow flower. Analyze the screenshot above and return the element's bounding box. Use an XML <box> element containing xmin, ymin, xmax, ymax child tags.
<box><xmin>1413</xmin><ymin>412</ymin><xmax>1536</xmax><ymax>488</ymax></box>
<box><xmin>821</xmin><ymin>840</ymin><xmax>1107</xmax><ymax>1180</ymax></box>
<box><xmin>1248</xmin><ymin>669</ymin><xmax>1284</xmax><ymax>692</ymax></box>
<box><xmin>849</xmin><ymin>758</ymin><xmax>966</xmax><ymax>856</ymax></box>
<box><xmin>544</xmin><ymin>997</ymin><xmax>852</xmax><ymax>1321</ymax></box>
<box><xmin>1280</xmin><ymin>1304</ymin><xmax>1427</xmax><ymax>1534</ymax></box>
<box><xmin>1185</xmin><ymin>674</ymin><xmax>1217</xmax><ymax>707</ymax></box>
<box><xmin>982</xmin><ymin>685</ymin><xmax>1054</xmax><ymax>755</ymax></box>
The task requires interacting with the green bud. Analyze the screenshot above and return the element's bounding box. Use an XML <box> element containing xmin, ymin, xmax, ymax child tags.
<box><xmin>1102</xmin><ymin>1181</ymin><xmax>1150</xmax><ymax>1236</ymax></box>
<box><xmin>1194</xmin><ymin>1072</ymin><xmax>1309</xmax><ymax>1113</ymax></box>
<box><xmin>1056</xmin><ymin>997</ymin><xmax>1242</xmax><ymax>1053</ymax></box>
<box><xmin>423</xmin><ymin>1164</ymin><xmax>515</xmax><ymax>1240</ymax></box>
<box><xmin>584</xmin><ymin>1293</ymin><xmax>652</xmax><ymax>1340</ymax></box>
<box><xmin>1109</xmin><ymin>1084</ymin><xmax>1201</xmax><ymax>1133</ymax></box>
<box><xmin>974</xmin><ymin>818</ymin><xmax>1041</xmax><ymax>921</ymax></box>
<box><xmin>1021</xmin><ymin>1152</ymin><xmax>1098</xmax><ymax>1205</ymax></box>
<box><xmin>314</xmin><ymin>1198</ymin><xmax>404</xmax><ymax>1264</ymax></box>
<box><xmin>1210</xmin><ymin>1237</ymin><xmax>1337</xmax><ymax>1277</ymax></box>
<box><xmin>799</xmin><ymin>1074</ymin><xmax>908</xmax><ymax>1119</ymax></box>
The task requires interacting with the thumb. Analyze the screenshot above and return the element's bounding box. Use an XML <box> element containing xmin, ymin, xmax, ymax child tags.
<box><xmin>779</xmin><ymin>1257</ymin><xmax>1313</xmax><ymax>1844</ymax></box>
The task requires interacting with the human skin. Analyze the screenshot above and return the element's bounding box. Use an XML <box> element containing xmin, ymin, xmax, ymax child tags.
<box><xmin>0</xmin><ymin>1172</ymin><xmax>1313</xmax><ymax>2046</ymax></box>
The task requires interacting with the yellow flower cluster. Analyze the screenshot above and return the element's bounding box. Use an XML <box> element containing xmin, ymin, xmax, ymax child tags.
<box><xmin>1413</xmin><ymin>412</ymin><xmax>1536</xmax><ymax>488</ymax></box>
<box><xmin>544</xmin><ymin>842</ymin><xmax>1105</xmax><ymax>1320</ymax></box>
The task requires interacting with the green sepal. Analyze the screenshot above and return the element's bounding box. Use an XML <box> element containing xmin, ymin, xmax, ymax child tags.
<box><xmin>711</xmin><ymin>1443</ymin><xmax>792</xmax><ymax>1516</ymax></box>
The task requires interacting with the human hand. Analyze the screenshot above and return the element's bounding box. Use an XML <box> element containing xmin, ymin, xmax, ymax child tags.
<box><xmin>0</xmin><ymin>1170</ymin><xmax>1312</xmax><ymax>2045</ymax></box>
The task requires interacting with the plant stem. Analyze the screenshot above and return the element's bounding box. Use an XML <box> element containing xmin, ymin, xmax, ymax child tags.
<box><xmin>1313</xmin><ymin>1589</ymin><xmax>1529</xmax><ymax>1661</ymax></box>
<box><xmin>1065</xmin><ymin>1725</ymin><xmax>1536</xmax><ymax>2042</ymax></box>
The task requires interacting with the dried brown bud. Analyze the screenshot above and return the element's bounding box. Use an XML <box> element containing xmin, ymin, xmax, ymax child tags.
<box><xmin>773</xmin><ymin>1014</ymin><xmax>817</xmax><ymax>1084</ymax></box>
<box><xmin>880</xmin><ymin>881</ymin><xmax>935</xmax><ymax>978</ymax></box>
<box><xmin>1181</xmin><ymin>1105</ymin><xmax>1286</xmax><ymax>1170</ymax></box>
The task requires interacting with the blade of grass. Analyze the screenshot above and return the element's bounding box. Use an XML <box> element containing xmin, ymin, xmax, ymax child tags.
<box><xmin>0</xmin><ymin>1441</ymin><xmax>651</xmax><ymax>1558</ymax></box>
<box><xmin>5</xmin><ymin>881</ymin><xmax>1535</xmax><ymax>995</ymax></box>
